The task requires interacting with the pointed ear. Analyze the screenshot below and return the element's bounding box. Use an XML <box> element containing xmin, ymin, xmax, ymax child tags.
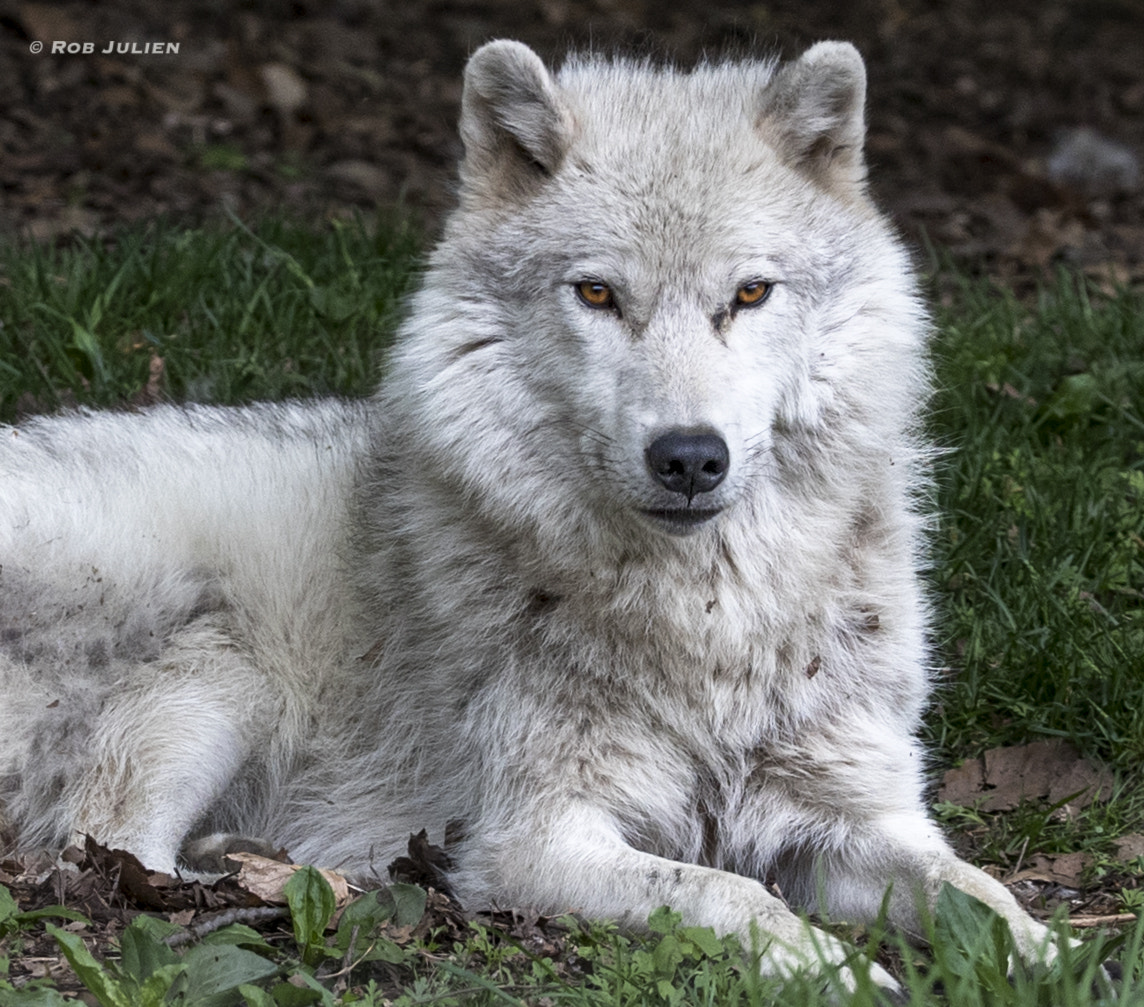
<box><xmin>758</xmin><ymin>42</ymin><xmax>868</xmax><ymax>192</ymax></box>
<box><xmin>459</xmin><ymin>40</ymin><xmax>572</xmax><ymax>197</ymax></box>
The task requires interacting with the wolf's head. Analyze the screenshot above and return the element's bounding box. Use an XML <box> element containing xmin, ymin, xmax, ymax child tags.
<box><xmin>385</xmin><ymin>41</ymin><xmax>927</xmax><ymax>559</ymax></box>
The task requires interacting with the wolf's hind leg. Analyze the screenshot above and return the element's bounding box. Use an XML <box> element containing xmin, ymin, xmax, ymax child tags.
<box><xmin>180</xmin><ymin>833</ymin><xmax>284</xmax><ymax>874</ymax></box>
<box><xmin>65</xmin><ymin>619</ymin><xmax>267</xmax><ymax>874</ymax></box>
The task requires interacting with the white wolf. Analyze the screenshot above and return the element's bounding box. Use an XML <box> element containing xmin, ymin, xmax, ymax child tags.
<box><xmin>1</xmin><ymin>40</ymin><xmax>1068</xmax><ymax>993</ymax></box>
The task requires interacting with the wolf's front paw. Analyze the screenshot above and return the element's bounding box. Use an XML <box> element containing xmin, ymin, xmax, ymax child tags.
<box><xmin>769</xmin><ymin>929</ymin><xmax>902</xmax><ymax>1005</ymax></box>
<box><xmin>1093</xmin><ymin>957</ymin><xmax>1123</xmax><ymax>1000</ymax></box>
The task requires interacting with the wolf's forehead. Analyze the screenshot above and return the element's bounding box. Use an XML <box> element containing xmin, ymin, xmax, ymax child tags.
<box><xmin>546</xmin><ymin>71</ymin><xmax>800</xmax><ymax>255</ymax></box>
<box><xmin>557</xmin><ymin>59</ymin><xmax>776</xmax><ymax>163</ymax></box>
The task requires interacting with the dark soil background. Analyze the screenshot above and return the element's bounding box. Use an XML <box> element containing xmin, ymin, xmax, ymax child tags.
<box><xmin>2</xmin><ymin>0</ymin><xmax>1143</xmax><ymax>282</ymax></box>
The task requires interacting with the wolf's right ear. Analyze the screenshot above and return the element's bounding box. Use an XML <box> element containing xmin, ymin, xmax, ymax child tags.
<box><xmin>459</xmin><ymin>40</ymin><xmax>572</xmax><ymax>198</ymax></box>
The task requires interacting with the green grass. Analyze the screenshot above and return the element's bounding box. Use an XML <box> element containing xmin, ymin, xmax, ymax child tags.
<box><xmin>0</xmin><ymin>214</ymin><xmax>419</xmax><ymax>419</ymax></box>
<box><xmin>3</xmin><ymin>873</ymin><xmax>1139</xmax><ymax>1006</ymax></box>
<box><xmin>928</xmin><ymin>274</ymin><xmax>1144</xmax><ymax>772</ymax></box>
<box><xmin>0</xmin><ymin>221</ymin><xmax>1141</xmax><ymax>1004</ymax></box>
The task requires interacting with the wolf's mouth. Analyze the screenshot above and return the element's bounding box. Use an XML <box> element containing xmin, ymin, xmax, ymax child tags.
<box><xmin>640</xmin><ymin>508</ymin><xmax>722</xmax><ymax>535</ymax></box>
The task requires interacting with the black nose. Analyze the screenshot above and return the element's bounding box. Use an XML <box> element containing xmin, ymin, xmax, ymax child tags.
<box><xmin>645</xmin><ymin>431</ymin><xmax>729</xmax><ymax>500</ymax></box>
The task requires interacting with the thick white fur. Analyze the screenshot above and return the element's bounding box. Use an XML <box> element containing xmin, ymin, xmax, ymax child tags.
<box><xmin>1</xmin><ymin>41</ymin><xmax>1060</xmax><ymax>992</ymax></box>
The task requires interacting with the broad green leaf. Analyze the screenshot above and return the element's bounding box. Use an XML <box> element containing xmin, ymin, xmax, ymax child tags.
<box><xmin>652</xmin><ymin>934</ymin><xmax>684</xmax><ymax>975</ymax></box>
<box><xmin>237</xmin><ymin>982</ymin><xmax>278</xmax><ymax>1006</ymax></box>
<box><xmin>263</xmin><ymin>981</ymin><xmax>324</xmax><ymax>1006</ymax></box>
<box><xmin>387</xmin><ymin>882</ymin><xmax>427</xmax><ymax>928</ymax></box>
<box><xmin>0</xmin><ymin>985</ymin><xmax>74</xmax><ymax>1006</ymax></box>
<box><xmin>46</xmin><ymin>923</ymin><xmax>131</xmax><ymax>1007</ymax></box>
<box><xmin>1044</xmin><ymin>371</ymin><xmax>1101</xmax><ymax>421</ymax></box>
<box><xmin>180</xmin><ymin>943</ymin><xmax>279</xmax><ymax>1005</ymax></box>
<box><xmin>201</xmin><ymin>923</ymin><xmax>277</xmax><ymax>954</ymax></box>
<box><xmin>679</xmin><ymin>925</ymin><xmax>725</xmax><ymax>958</ymax></box>
<box><xmin>934</xmin><ymin>883</ymin><xmax>1005</xmax><ymax>951</ymax></box>
<box><xmin>308</xmin><ymin>286</ymin><xmax>357</xmax><ymax>322</ymax></box>
<box><xmin>332</xmin><ymin>885</ymin><xmax>422</xmax><ymax>961</ymax></box>
<box><xmin>119</xmin><ymin>915</ymin><xmax>180</xmax><ymax>981</ymax></box>
<box><xmin>135</xmin><ymin>963</ymin><xmax>189</xmax><ymax>1007</ymax></box>
<box><xmin>0</xmin><ymin>886</ymin><xmax>19</xmax><ymax>924</ymax></box>
<box><xmin>354</xmin><ymin>935</ymin><xmax>410</xmax><ymax>965</ymax></box>
<box><xmin>283</xmin><ymin>867</ymin><xmax>336</xmax><ymax>959</ymax></box>
<box><xmin>647</xmin><ymin>905</ymin><xmax>682</xmax><ymax>935</ymax></box>
<box><xmin>271</xmin><ymin>971</ymin><xmax>336</xmax><ymax>1006</ymax></box>
<box><xmin>333</xmin><ymin>890</ymin><xmax>391</xmax><ymax>953</ymax></box>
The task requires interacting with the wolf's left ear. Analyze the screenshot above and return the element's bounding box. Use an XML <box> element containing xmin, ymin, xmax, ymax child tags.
<box><xmin>758</xmin><ymin>42</ymin><xmax>867</xmax><ymax>192</ymax></box>
<box><xmin>459</xmin><ymin>40</ymin><xmax>572</xmax><ymax>197</ymax></box>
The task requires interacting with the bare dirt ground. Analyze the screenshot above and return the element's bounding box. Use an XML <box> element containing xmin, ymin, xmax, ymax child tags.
<box><xmin>2</xmin><ymin>0</ymin><xmax>1142</xmax><ymax>281</ymax></box>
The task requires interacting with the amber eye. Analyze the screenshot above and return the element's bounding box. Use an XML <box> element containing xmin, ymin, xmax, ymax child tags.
<box><xmin>735</xmin><ymin>280</ymin><xmax>772</xmax><ymax>308</ymax></box>
<box><xmin>576</xmin><ymin>280</ymin><xmax>615</xmax><ymax>310</ymax></box>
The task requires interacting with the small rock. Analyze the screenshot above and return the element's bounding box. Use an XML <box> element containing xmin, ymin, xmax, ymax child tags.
<box><xmin>1047</xmin><ymin>127</ymin><xmax>1140</xmax><ymax>196</ymax></box>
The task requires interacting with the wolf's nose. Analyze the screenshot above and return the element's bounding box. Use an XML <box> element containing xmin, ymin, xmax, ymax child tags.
<box><xmin>645</xmin><ymin>431</ymin><xmax>729</xmax><ymax>500</ymax></box>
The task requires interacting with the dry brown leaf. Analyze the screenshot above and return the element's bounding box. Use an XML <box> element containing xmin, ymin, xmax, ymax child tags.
<box><xmin>937</xmin><ymin>758</ymin><xmax>985</xmax><ymax>806</ymax></box>
<box><xmin>1011</xmin><ymin>208</ymin><xmax>1088</xmax><ymax>267</ymax></box>
<box><xmin>227</xmin><ymin>851</ymin><xmax>351</xmax><ymax>907</ymax></box>
<box><xmin>1113</xmin><ymin>834</ymin><xmax>1144</xmax><ymax>863</ymax></box>
<box><xmin>1010</xmin><ymin>851</ymin><xmax>1091</xmax><ymax>888</ymax></box>
<box><xmin>938</xmin><ymin>739</ymin><xmax>1113</xmax><ymax>812</ymax></box>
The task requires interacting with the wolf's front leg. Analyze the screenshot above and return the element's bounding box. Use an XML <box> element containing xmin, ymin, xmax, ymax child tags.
<box><xmin>792</xmin><ymin>813</ymin><xmax>1056</xmax><ymax>964</ymax></box>
<box><xmin>455</xmin><ymin>806</ymin><xmax>901</xmax><ymax>995</ymax></box>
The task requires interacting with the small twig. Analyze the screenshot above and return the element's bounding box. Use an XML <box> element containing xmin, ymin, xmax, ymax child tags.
<box><xmin>1068</xmin><ymin>913</ymin><xmax>1140</xmax><ymax>929</ymax></box>
<box><xmin>165</xmin><ymin>906</ymin><xmax>288</xmax><ymax>946</ymax></box>
<box><xmin>343</xmin><ymin>923</ymin><xmax>361</xmax><ymax>973</ymax></box>
<box><xmin>1006</xmin><ymin>835</ymin><xmax>1031</xmax><ymax>881</ymax></box>
<box><xmin>315</xmin><ymin>924</ymin><xmax>379</xmax><ymax>980</ymax></box>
